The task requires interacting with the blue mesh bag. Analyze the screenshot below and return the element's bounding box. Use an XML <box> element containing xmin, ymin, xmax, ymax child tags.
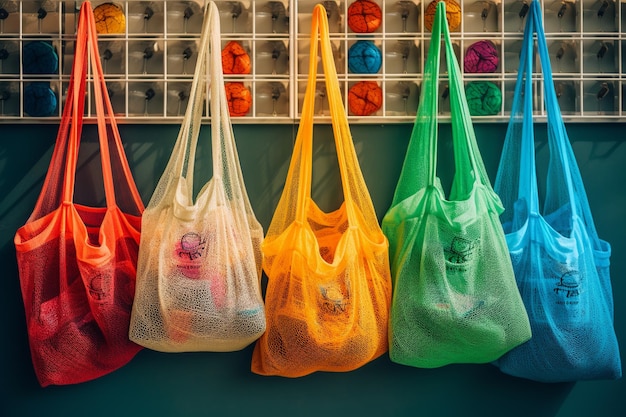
<box><xmin>493</xmin><ymin>0</ymin><xmax>621</xmax><ymax>383</ymax></box>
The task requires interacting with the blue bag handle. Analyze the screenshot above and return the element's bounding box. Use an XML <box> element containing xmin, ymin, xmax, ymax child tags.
<box><xmin>513</xmin><ymin>0</ymin><xmax>578</xmax><ymax>220</ymax></box>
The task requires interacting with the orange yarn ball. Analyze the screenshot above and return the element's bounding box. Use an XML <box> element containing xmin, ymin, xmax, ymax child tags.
<box><xmin>424</xmin><ymin>0</ymin><xmax>461</xmax><ymax>32</ymax></box>
<box><xmin>225</xmin><ymin>82</ymin><xmax>251</xmax><ymax>117</ymax></box>
<box><xmin>347</xmin><ymin>0</ymin><xmax>382</xmax><ymax>33</ymax></box>
<box><xmin>93</xmin><ymin>2</ymin><xmax>126</xmax><ymax>34</ymax></box>
<box><xmin>348</xmin><ymin>81</ymin><xmax>382</xmax><ymax>116</ymax></box>
<box><xmin>221</xmin><ymin>41</ymin><xmax>251</xmax><ymax>75</ymax></box>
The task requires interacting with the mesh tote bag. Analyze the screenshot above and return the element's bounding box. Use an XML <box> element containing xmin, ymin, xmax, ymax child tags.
<box><xmin>493</xmin><ymin>0</ymin><xmax>621</xmax><ymax>382</ymax></box>
<box><xmin>250</xmin><ymin>4</ymin><xmax>392</xmax><ymax>377</ymax></box>
<box><xmin>128</xmin><ymin>1</ymin><xmax>265</xmax><ymax>353</ymax></box>
<box><xmin>13</xmin><ymin>1</ymin><xmax>144</xmax><ymax>387</ymax></box>
<box><xmin>381</xmin><ymin>1</ymin><xmax>531</xmax><ymax>369</ymax></box>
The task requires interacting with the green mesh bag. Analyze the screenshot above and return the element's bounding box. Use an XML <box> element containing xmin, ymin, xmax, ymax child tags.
<box><xmin>381</xmin><ymin>1</ymin><xmax>531</xmax><ymax>368</ymax></box>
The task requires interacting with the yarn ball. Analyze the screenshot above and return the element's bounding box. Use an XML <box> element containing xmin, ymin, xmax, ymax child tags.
<box><xmin>348</xmin><ymin>81</ymin><xmax>382</xmax><ymax>116</ymax></box>
<box><xmin>347</xmin><ymin>0</ymin><xmax>382</xmax><ymax>33</ymax></box>
<box><xmin>222</xmin><ymin>41</ymin><xmax>251</xmax><ymax>74</ymax></box>
<box><xmin>94</xmin><ymin>3</ymin><xmax>126</xmax><ymax>34</ymax></box>
<box><xmin>348</xmin><ymin>40</ymin><xmax>382</xmax><ymax>74</ymax></box>
<box><xmin>24</xmin><ymin>83</ymin><xmax>57</xmax><ymax>117</ymax></box>
<box><xmin>23</xmin><ymin>41</ymin><xmax>58</xmax><ymax>74</ymax></box>
<box><xmin>464</xmin><ymin>40</ymin><xmax>498</xmax><ymax>73</ymax></box>
<box><xmin>465</xmin><ymin>81</ymin><xmax>502</xmax><ymax>116</ymax></box>
<box><xmin>424</xmin><ymin>0</ymin><xmax>461</xmax><ymax>32</ymax></box>
<box><xmin>225</xmin><ymin>82</ymin><xmax>251</xmax><ymax>117</ymax></box>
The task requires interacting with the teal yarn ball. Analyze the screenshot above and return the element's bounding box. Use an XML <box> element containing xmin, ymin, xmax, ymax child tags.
<box><xmin>348</xmin><ymin>40</ymin><xmax>382</xmax><ymax>74</ymax></box>
<box><xmin>465</xmin><ymin>81</ymin><xmax>502</xmax><ymax>116</ymax></box>
<box><xmin>24</xmin><ymin>83</ymin><xmax>57</xmax><ymax>117</ymax></box>
<box><xmin>23</xmin><ymin>41</ymin><xmax>58</xmax><ymax>74</ymax></box>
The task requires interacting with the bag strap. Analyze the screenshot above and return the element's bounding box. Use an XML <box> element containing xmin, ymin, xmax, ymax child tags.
<box><xmin>52</xmin><ymin>1</ymin><xmax>143</xmax><ymax>211</ymax></box>
<box><xmin>151</xmin><ymin>1</ymin><xmax>251</xmax><ymax>209</ymax></box>
<box><xmin>84</xmin><ymin>1</ymin><xmax>144</xmax><ymax>211</ymax></box>
<box><xmin>26</xmin><ymin>3</ymin><xmax>89</xmax><ymax>220</ymax></box>
<box><xmin>292</xmin><ymin>4</ymin><xmax>378</xmax><ymax>227</ymax></box>
<box><xmin>510</xmin><ymin>0</ymin><xmax>541</xmax><ymax>215</ymax></box>
<box><xmin>531</xmin><ymin>0</ymin><xmax>579</xmax><ymax>220</ymax></box>
<box><xmin>509</xmin><ymin>0</ymin><xmax>578</xmax><ymax>219</ymax></box>
<box><xmin>391</xmin><ymin>1</ymin><xmax>493</xmax><ymax>206</ymax></box>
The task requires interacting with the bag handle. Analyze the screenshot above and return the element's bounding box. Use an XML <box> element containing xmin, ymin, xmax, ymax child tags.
<box><xmin>510</xmin><ymin>0</ymin><xmax>541</xmax><ymax>215</ymax></box>
<box><xmin>26</xmin><ymin>3</ymin><xmax>89</xmax><ymax>220</ymax></box>
<box><xmin>157</xmin><ymin>1</ymin><xmax>249</xmax><ymax>207</ymax></box>
<box><xmin>532</xmin><ymin>0</ymin><xmax>579</xmax><ymax>219</ymax></box>
<box><xmin>390</xmin><ymin>1</ymin><xmax>493</xmax><ymax>206</ymax></box>
<box><xmin>59</xmin><ymin>1</ymin><xmax>143</xmax><ymax>211</ymax></box>
<box><xmin>512</xmin><ymin>0</ymin><xmax>578</xmax><ymax>219</ymax></box>
<box><xmin>442</xmin><ymin>4</ymin><xmax>492</xmax><ymax>198</ymax></box>
<box><xmin>292</xmin><ymin>4</ymin><xmax>378</xmax><ymax>226</ymax></box>
<box><xmin>86</xmin><ymin>2</ymin><xmax>144</xmax><ymax>211</ymax></box>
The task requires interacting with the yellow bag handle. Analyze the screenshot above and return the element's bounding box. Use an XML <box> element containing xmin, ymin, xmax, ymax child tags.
<box><xmin>293</xmin><ymin>4</ymin><xmax>378</xmax><ymax>230</ymax></box>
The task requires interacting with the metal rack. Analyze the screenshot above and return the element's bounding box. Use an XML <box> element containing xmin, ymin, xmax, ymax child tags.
<box><xmin>0</xmin><ymin>0</ymin><xmax>623</xmax><ymax>123</ymax></box>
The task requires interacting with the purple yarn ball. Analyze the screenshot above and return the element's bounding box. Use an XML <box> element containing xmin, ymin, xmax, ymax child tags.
<box><xmin>464</xmin><ymin>40</ymin><xmax>498</xmax><ymax>73</ymax></box>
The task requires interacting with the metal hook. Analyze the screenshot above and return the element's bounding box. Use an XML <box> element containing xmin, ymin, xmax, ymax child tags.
<box><xmin>597</xmin><ymin>0</ymin><xmax>609</xmax><ymax>18</ymax></box>
<box><xmin>597</xmin><ymin>42</ymin><xmax>608</xmax><ymax>60</ymax></box>
<box><xmin>596</xmin><ymin>82</ymin><xmax>609</xmax><ymax>100</ymax></box>
<box><xmin>519</xmin><ymin>2</ymin><xmax>529</xmax><ymax>19</ymax></box>
<box><xmin>271</xmin><ymin>85</ymin><xmax>281</xmax><ymax>116</ymax></box>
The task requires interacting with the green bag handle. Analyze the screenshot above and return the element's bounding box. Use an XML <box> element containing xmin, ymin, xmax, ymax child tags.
<box><xmin>391</xmin><ymin>1</ymin><xmax>494</xmax><ymax>206</ymax></box>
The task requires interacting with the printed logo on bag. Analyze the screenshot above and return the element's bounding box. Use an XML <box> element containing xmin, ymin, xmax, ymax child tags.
<box><xmin>545</xmin><ymin>267</ymin><xmax>589</xmax><ymax>323</ymax></box>
<box><xmin>175</xmin><ymin>232</ymin><xmax>208</xmax><ymax>279</ymax></box>
<box><xmin>444</xmin><ymin>236</ymin><xmax>478</xmax><ymax>272</ymax></box>
<box><xmin>319</xmin><ymin>284</ymin><xmax>350</xmax><ymax>314</ymax></box>
<box><xmin>88</xmin><ymin>273</ymin><xmax>108</xmax><ymax>301</ymax></box>
<box><xmin>553</xmin><ymin>269</ymin><xmax>581</xmax><ymax>300</ymax></box>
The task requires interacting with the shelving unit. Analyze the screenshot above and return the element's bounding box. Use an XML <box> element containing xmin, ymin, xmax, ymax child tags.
<box><xmin>0</xmin><ymin>0</ymin><xmax>623</xmax><ymax>123</ymax></box>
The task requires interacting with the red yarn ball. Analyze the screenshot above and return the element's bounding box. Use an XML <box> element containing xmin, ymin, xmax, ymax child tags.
<box><xmin>222</xmin><ymin>41</ymin><xmax>251</xmax><ymax>75</ymax></box>
<box><xmin>347</xmin><ymin>0</ymin><xmax>382</xmax><ymax>33</ymax></box>
<box><xmin>348</xmin><ymin>81</ymin><xmax>382</xmax><ymax>116</ymax></box>
<box><xmin>225</xmin><ymin>82</ymin><xmax>251</xmax><ymax>117</ymax></box>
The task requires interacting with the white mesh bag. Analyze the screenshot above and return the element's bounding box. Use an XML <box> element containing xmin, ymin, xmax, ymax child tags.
<box><xmin>129</xmin><ymin>1</ymin><xmax>265</xmax><ymax>352</ymax></box>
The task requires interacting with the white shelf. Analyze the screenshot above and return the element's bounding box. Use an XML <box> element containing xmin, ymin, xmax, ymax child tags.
<box><xmin>0</xmin><ymin>0</ymin><xmax>624</xmax><ymax>123</ymax></box>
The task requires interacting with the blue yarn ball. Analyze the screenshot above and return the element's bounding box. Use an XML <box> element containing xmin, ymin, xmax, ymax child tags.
<box><xmin>23</xmin><ymin>41</ymin><xmax>58</xmax><ymax>74</ymax></box>
<box><xmin>348</xmin><ymin>40</ymin><xmax>382</xmax><ymax>74</ymax></box>
<box><xmin>24</xmin><ymin>83</ymin><xmax>57</xmax><ymax>117</ymax></box>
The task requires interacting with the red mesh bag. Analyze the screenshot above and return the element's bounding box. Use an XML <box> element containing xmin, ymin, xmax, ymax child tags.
<box><xmin>14</xmin><ymin>2</ymin><xmax>144</xmax><ymax>387</ymax></box>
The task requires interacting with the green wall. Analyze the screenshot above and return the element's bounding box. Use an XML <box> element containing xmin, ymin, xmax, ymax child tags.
<box><xmin>0</xmin><ymin>122</ymin><xmax>624</xmax><ymax>417</ymax></box>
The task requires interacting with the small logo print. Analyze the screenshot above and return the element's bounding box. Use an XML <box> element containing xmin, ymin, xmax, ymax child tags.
<box><xmin>553</xmin><ymin>270</ymin><xmax>581</xmax><ymax>298</ymax></box>
<box><xmin>175</xmin><ymin>232</ymin><xmax>207</xmax><ymax>279</ymax></box>
<box><xmin>177</xmin><ymin>232</ymin><xmax>207</xmax><ymax>261</ymax></box>
<box><xmin>444</xmin><ymin>236</ymin><xmax>478</xmax><ymax>271</ymax></box>
<box><xmin>320</xmin><ymin>284</ymin><xmax>349</xmax><ymax>314</ymax></box>
<box><xmin>88</xmin><ymin>273</ymin><xmax>106</xmax><ymax>301</ymax></box>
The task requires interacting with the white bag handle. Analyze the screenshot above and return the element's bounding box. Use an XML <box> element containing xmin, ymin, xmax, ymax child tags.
<box><xmin>148</xmin><ymin>1</ymin><xmax>252</xmax><ymax>209</ymax></box>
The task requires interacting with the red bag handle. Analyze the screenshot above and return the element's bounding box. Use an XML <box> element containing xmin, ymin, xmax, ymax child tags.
<box><xmin>30</xmin><ymin>1</ymin><xmax>143</xmax><ymax>219</ymax></box>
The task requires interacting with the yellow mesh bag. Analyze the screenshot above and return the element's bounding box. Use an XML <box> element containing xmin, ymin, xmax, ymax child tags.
<box><xmin>250</xmin><ymin>4</ymin><xmax>392</xmax><ymax>377</ymax></box>
<box><xmin>128</xmin><ymin>2</ymin><xmax>265</xmax><ymax>353</ymax></box>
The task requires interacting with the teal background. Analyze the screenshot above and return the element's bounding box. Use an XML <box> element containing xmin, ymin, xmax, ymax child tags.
<box><xmin>0</xmin><ymin>122</ymin><xmax>624</xmax><ymax>417</ymax></box>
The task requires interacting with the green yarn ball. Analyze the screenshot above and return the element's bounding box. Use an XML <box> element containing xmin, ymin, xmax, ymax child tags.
<box><xmin>465</xmin><ymin>81</ymin><xmax>502</xmax><ymax>116</ymax></box>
